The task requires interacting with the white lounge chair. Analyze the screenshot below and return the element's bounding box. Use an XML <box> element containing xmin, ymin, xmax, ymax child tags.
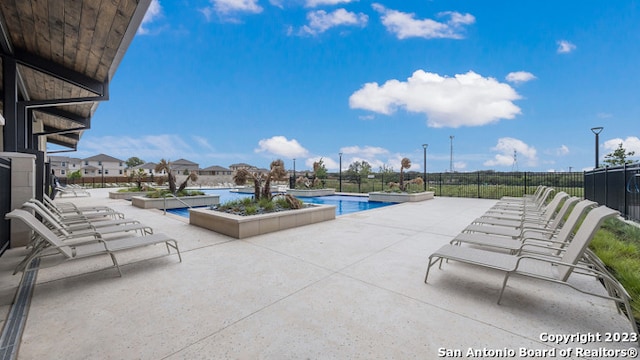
<box><xmin>473</xmin><ymin>192</ymin><xmax>569</xmax><ymax>228</ymax></box>
<box><xmin>5</xmin><ymin>209</ymin><xmax>181</xmax><ymax>276</ymax></box>
<box><xmin>461</xmin><ymin>196</ymin><xmax>587</xmax><ymax>239</ymax></box>
<box><xmin>21</xmin><ymin>202</ymin><xmax>153</xmax><ymax>241</ymax></box>
<box><xmin>424</xmin><ymin>206</ymin><xmax>638</xmax><ymax>339</ymax></box>
<box><xmin>450</xmin><ymin>197</ymin><xmax>589</xmax><ymax>255</ymax></box>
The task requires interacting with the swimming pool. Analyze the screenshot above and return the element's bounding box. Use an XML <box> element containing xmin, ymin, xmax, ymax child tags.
<box><xmin>166</xmin><ymin>189</ymin><xmax>395</xmax><ymax>217</ymax></box>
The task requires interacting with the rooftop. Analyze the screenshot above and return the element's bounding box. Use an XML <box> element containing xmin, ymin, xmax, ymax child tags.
<box><xmin>0</xmin><ymin>188</ymin><xmax>634</xmax><ymax>358</ymax></box>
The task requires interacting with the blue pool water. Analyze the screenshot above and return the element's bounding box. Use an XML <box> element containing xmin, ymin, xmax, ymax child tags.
<box><xmin>166</xmin><ymin>189</ymin><xmax>394</xmax><ymax>217</ymax></box>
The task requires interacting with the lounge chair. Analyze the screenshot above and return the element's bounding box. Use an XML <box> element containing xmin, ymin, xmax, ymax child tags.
<box><xmin>56</xmin><ymin>185</ymin><xmax>91</xmax><ymax>197</ymax></box>
<box><xmin>490</xmin><ymin>187</ymin><xmax>554</xmax><ymax>212</ymax></box>
<box><xmin>27</xmin><ymin>200</ymin><xmax>140</xmax><ymax>230</ymax></box>
<box><xmin>424</xmin><ymin>206</ymin><xmax>639</xmax><ymax>339</ymax></box>
<box><xmin>21</xmin><ymin>202</ymin><xmax>153</xmax><ymax>241</ymax></box>
<box><xmin>473</xmin><ymin>192</ymin><xmax>569</xmax><ymax>228</ymax></box>
<box><xmin>43</xmin><ymin>194</ymin><xmax>112</xmax><ymax>214</ymax></box>
<box><xmin>497</xmin><ymin>185</ymin><xmax>546</xmax><ymax>204</ymax></box>
<box><xmin>5</xmin><ymin>209</ymin><xmax>181</xmax><ymax>276</ymax></box>
<box><xmin>37</xmin><ymin>198</ymin><xmax>124</xmax><ymax>221</ymax></box>
<box><xmin>451</xmin><ymin>197</ymin><xmax>589</xmax><ymax>255</ymax></box>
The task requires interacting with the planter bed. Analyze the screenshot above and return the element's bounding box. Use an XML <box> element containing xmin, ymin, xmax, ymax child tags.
<box><xmin>131</xmin><ymin>195</ymin><xmax>220</xmax><ymax>209</ymax></box>
<box><xmin>189</xmin><ymin>204</ymin><xmax>335</xmax><ymax>239</ymax></box>
<box><xmin>368</xmin><ymin>191</ymin><xmax>434</xmax><ymax>203</ymax></box>
<box><xmin>286</xmin><ymin>189</ymin><xmax>335</xmax><ymax>197</ymax></box>
<box><xmin>109</xmin><ymin>191</ymin><xmax>148</xmax><ymax>200</ymax></box>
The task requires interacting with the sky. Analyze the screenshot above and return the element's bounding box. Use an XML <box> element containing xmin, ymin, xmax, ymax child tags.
<box><xmin>58</xmin><ymin>0</ymin><xmax>640</xmax><ymax>173</ymax></box>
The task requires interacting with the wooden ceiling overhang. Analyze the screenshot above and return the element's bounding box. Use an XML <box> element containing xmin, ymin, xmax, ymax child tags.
<box><xmin>0</xmin><ymin>0</ymin><xmax>151</xmax><ymax>150</ymax></box>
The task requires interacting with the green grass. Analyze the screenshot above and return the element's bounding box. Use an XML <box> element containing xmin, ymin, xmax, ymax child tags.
<box><xmin>590</xmin><ymin>218</ymin><xmax>640</xmax><ymax>321</ymax></box>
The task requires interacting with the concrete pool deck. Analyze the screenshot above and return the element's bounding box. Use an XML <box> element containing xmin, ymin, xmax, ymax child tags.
<box><xmin>0</xmin><ymin>188</ymin><xmax>636</xmax><ymax>359</ymax></box>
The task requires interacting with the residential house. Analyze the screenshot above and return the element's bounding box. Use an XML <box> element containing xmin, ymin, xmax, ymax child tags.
<box><xmin>131</xmin><ymin>162</ymin><xmax>166</xmax><ymax>177</ymax></box>
<box><xmin>171</xmin><ymin>159</ymin><xmax>199</xmax><ymax>174</ymax></box>
<box><xmin>229</xmin><ymin>163</ymin><xmax>256</xmax><ymax>172</ymax></box>
<box><xmin>200</xmin><ymin>165</ymin><xmax>232</xmax><ymax>176</ymax></box>
<box><xmin>82</xmin><ymin>154</ymin><xmax>125</xmax><ymax>177</ymax></box>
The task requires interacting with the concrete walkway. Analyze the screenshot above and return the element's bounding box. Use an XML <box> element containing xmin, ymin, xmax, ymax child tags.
<box><xmin>0</xmin><ymin>188</ymin><xmax>636</xmax><ymax>359</ymax></box>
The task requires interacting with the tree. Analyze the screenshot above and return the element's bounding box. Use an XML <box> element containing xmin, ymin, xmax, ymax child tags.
<box><xmin>233</xmin><ymin>159</ymin><xmax>288</xmax><ymax>201</ymax></box>
<box><xmin>129</xmin><ymin>168</ymin><xmax>147</xmax><ymax>189</ymax></box>
<box><xmin>125</xmin><ymin>157</ymin><xmax>145</xmax><ymax>169</ymax></box>
<box><xmin>603</xmin><ymin>143</ymin><xmax>636</xmax><ymax>167</ymax></box>
<box><xmin>67</xmin><ymin>170</ymin><xmax>82</xmax><ymax>181</ymax></box>
<box><xmin>399</xmin><ymin>157</ymin><xmax>411</xmax><ymax>191</ymax></box>
<box><xmin>347</xmin><ymin>161</ymin><xmax>371</xmax><ymax>192</ymax></box>
<box><xmin>154</xmin><ymin>159</ymin><xmax>198</xmax><ymax>195</ymax></box>
<box><xmin>313</xmin><ymin>158</ymin><xmax>328</xmax><ymax>181</ymax></box>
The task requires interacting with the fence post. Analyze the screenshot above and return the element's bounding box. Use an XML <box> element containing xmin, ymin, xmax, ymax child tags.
<box><xmin>477</xmin><ymin>171</ymin><xmax>480</xmax><ymax>198</ymax></box>
<box><xmin>524</xmin><ymin>172</ymin><xmax>528</xmax><ymax>196</ymax></box>
<box><xmin>605</xmin><ymin>167</ymin><xmax>608</xmax><ymax>207</ymax></box>
<box><xmin>624</xmin><ymin>163</ymin><xmax>628</xmax><ymax>218</ymax></box>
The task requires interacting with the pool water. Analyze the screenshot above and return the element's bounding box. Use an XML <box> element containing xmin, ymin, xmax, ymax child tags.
<box><xmin>166</xmin><ymin>189</ymin><xmax>395</xmax><ymax>217</ymax></box>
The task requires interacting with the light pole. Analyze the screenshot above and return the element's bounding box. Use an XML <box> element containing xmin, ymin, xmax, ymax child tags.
<box><xmin>591</xmin><ymin>127</ymin><xmax>603</xmax><ymax>169</ymax></box>
<box><xmin>101</xmin><ymin>164</ymin><xmax>104</xmax><ymax>188</ymax></box>
<box><xmin>449</xmin><ymin>135</ymin><xmax>454</xmax><ymax>173</ymax></box>
<box><xmin>422</xmin><ymin>144</ymin><xmax>428</xmax><ymax>191</ymax></box>
<box><xmin>339</xmin><ymin>152</ymin><xmax>343</xmax><ymax>192</ymax></box>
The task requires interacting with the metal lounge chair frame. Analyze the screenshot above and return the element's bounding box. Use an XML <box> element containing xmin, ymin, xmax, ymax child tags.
<box><xmin>424</xmin><ymin>206</ymin><xmax>639</xmax><ymax>340</ymax></box>
<box><xmin>451</xmin><ymin>197</ymin><xmax>587</xmax><ymax>255</ymax></box>
<box><xmin>6</xmin><ymin>209</ymin><xmax>181</xmax><ymax>276</ymax></box>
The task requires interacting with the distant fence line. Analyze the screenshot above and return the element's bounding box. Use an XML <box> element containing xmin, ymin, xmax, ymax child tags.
<box><xmin>584</xmin><ymin>163</ymin><xmax>640</xmax><ymax>223</ymax></box>
<box><xmin>324</xmin><ymin>171</ymin><xmax>584</xmax><ymax>199</ymax></box>
<box><xmin>65</xmin><ymin>170</ymin><xmax>638</xmax><ymax>223</ymax></box>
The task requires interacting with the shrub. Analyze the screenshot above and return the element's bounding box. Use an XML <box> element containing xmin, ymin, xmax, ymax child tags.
<box><xmin>590</xmin><ymin>218</ymin><xmax>640</xmax><ymax>321</ymax></box>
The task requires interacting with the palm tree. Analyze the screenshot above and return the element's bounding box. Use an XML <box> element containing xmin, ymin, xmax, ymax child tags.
<box><xmin>155</xmin><ymin>159</ymin><xmax>176</xmax><ymax>194</ymax></box>
<box><xmin>233</xmin><ymin>159</ymin><xmax>288</xmax><ymax>201</ymax></box>
<box><xmin>399</xmin><ymin>157</ymin><xmax>411</xmax><ymax>191</ymax></box>
<box><xmin>154</xmin><ymin>159</ymin><xmax>198</xmax><ymax>195</ymax></box>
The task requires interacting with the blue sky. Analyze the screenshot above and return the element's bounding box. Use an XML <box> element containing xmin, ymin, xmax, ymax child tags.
<box><xmin>62</xmin><ymin>0</ymin><xmax>640</xmax><ymax>172</ymax></box>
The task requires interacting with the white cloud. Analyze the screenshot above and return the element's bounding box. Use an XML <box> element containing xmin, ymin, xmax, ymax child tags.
<box><xmin>484</xmin><ymin>137</ymin><xmax>537</xmax><ymax>168</ymax></box>
<box><xmin>556</xmin><ymin>145</ymin><xmax>569</xmax><ymax>156</ymax></box>
<box><xmin>340</xmin><ymin>145</ymin><xmax>389</xmax><ymax>157</ymax></box>
<box><xmin>300</xmin><ymin>9</ymin><xmax>368</xmax><ymax>35</ymax></box>
<box><xmin>306</xmin><ymin>0</ymin><xmax>357</xmax><ymax>7</ymax></box>
<box><xmin>200</xmin><ymin>0</ymin><xmax>262</xmax><ymax>21</ymax></box>
<box><xmin>255</xmin><ymin>136</ymin><xmax>309</xmax><ymax>158</ymax></box>
<box><xmin>603</xmin><ymin>136</ymin><xmax>640</xmax><ymax>156</ymax></box>
<box><xmin>349</xmin><ymin>70</ymin><xmax>522</xmax><ymax>128</ymax></box>
<box><xmin>137</xmin><ymin>0</ymin><xmax>162</xmax><ymax>35</ymax></box>
<box><xmin>557</xmin><ymin>40</ymin><xmax>576</xmax><ymax>54</ymax></box>
<box><xmin>505</xmin><ymin>71</ymin><xmax>536</xmax><ymax>84</ymax></box>
<box><xmin>372</xmin><ymin>3</ymin><xmax>474</xmax><ymax>40</ymax></box>
<box><xmin>597</xmin><ymin>112</ymin><xmax>613</xmax><ymax>119</ymax></box>
<box><xmin>454</xmin><ymin>161</ymin><xmax>467</xmax><ymax>170</ymax></box>
<box><xmin>193</xmin><ymin>136</ymin><xmax>216</xmax><ymax>152</ymax></box>
<box><xmin>269</xmin><ymin>0</ymin><xmax>284</xmax><ymax>8</ymax></box>
<box><xmin>305</xmin><ymin>156</ymin><xmax>339</xmax><ymax>171</ymax></box>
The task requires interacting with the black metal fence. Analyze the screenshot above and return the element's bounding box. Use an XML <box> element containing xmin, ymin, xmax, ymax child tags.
<box><xmin>584</xmin><ymin>163</ymin><xmax>640</xmax><ymax>222</ymax></box>
<box><xmin>324</xmin><ymin>171</ymin><xmax>584</xmax><ymax>199</ymax></box>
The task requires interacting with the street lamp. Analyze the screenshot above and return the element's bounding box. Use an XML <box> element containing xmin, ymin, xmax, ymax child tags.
<box><xmin>339</xmin><ymin>152</ymin><xmax>343</xmax><ymax>192</ymax></box>
<box><xmin>449</xmin><ymin>135</ymin><xmax>454</xmax><ymax>173</ymax></box>
<box><xmin>591</xmin><ymin>127</ymin><xmax>603</xmax><ymax>169</ymax></box>
<box><xmin>422</xmin><ymin>144</ymin><xmax>428</xmax><ymax>191</ymax></box>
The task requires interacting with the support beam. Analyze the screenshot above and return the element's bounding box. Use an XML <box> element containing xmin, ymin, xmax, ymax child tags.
<box><xmin>34</xmin><ymin>107</ymin><xmax>90</xmax><ymax>128</ymax></box>
<box><xmin>13</xmin><ymin>49</ymin><xmax>106</xmax><ymax>96</ymax></box>
<box><xmin>2</xmin><ymin>55</ymin><xmax>18</xmax><ymax>151</ymax></box>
